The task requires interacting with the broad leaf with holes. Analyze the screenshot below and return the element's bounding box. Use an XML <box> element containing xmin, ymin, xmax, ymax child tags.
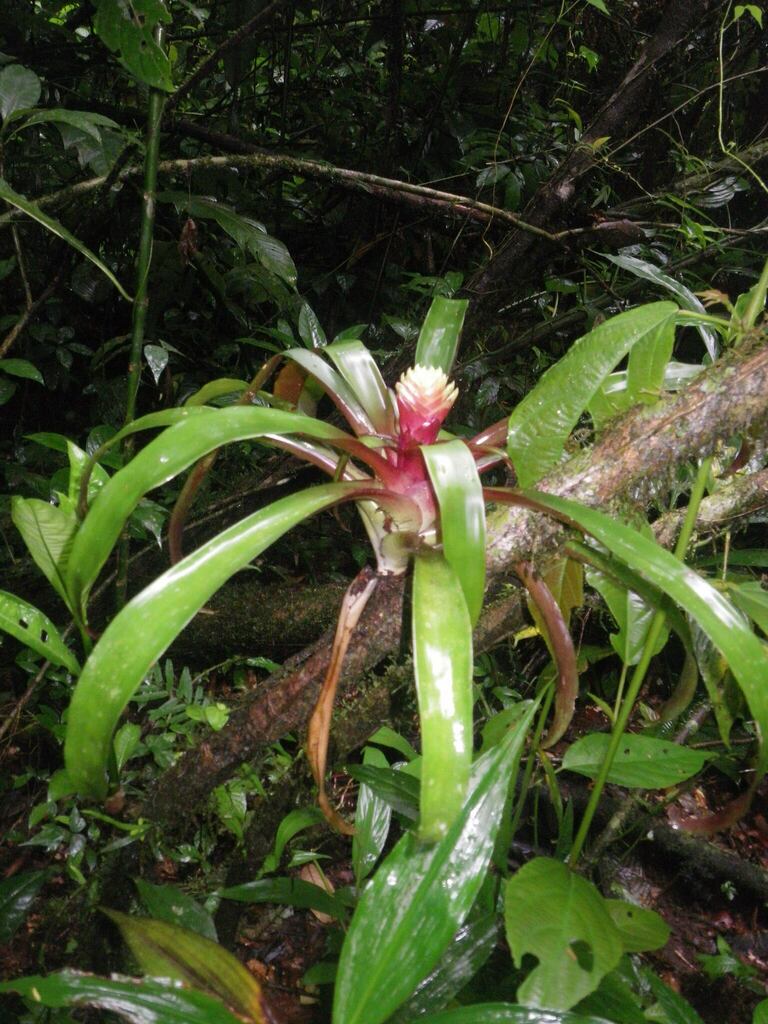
<box><xmin>0</xmin><ymin>590</ymin><xmax>79</xmax><ymax>672</ymax></box>
<box><xmin>504</xmin><ymin>858</ymin><xmax>622</xmax><ymax>1010</ymax></box>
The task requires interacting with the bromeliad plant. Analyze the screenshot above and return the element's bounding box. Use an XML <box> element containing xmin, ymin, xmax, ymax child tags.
<box><xmin>7</xmin><ymin>281</ymin><xmax>768</xmax><ymax>849</ymax></box>
<box><xmin>52</xmin><ymin>296</ymin><xmax>578</xmax><ymax>842</ymax></box>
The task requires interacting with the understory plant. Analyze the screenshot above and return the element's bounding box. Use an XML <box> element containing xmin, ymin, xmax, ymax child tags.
<box><xmin>3</xmin><ymin>278</ymin><xmax>768</xmax><ymax>1024</ymax></box>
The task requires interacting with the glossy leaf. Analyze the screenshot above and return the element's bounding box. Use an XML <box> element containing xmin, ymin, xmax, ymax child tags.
<box><xmin>0</xmin><ymin>590</ymin><xmax>80</xmax><ymax>673</ymax></box>
<box><xmin>586</xmin><ymin>567</ymin><xmax>666</xmax><ymax>666</ymax></box>
<box><xmin>16</xmin><ymin>108</ymin><xmax>118</xmax><ymax>140</ymax></box>
<box><xmin>527</xmin><ymin>491</ymin><xmax>768</xmax><ymax>774</ymax></box>
<box><xmin>66</xmin><ymin>406</ymin><xmax>352</xmax><ymax>615</ymax></box>
<box><xmin>730</xmin><ymin>581</ymin><xmax>768</xmax><ymax>637</ymax></box>
<box><xmin>417</xmin><ymin>1007</ymin><xmax>614</xmax><ymax>1024</ymax></box>
<box><xmin>642</xmin><ymin>969</ymin><xmax>706</xmax><ymax>1024</ymax></box>
<box><xmin>422</xmin><ymin>439</ymin><xmax>486</xmax><ymax>624</ymax></box>
<box><xmin>65</xmin><ymin>483</ymin><xmax>358</xmax><ymax>798</ymax></box>
<box><xmin>298</xmin><ymin>300</ymin><xmax>327</xmax><ymax>347</ymax></box>
<box><xmin>0</xmin><ymin>971</ymin><xmax>244</xmax><ymax>1024</ymax></box>
<box><xmin>285</xmin><ymin>348</ymin><xmax>373</xmax><ymax>434</ymax></box>
<box><xmin>134</xmin><ymin>879</ymin><xmax>217</xmax><ymax>941</ymax></box>
<box><xmin>104</xmin><ymin>910</ymin><xmax>269</xmax><ymax>1022</ymax></box>
<box><xmin>0</xmin><ymin>357</ymin><xmax>43</xmax><ymax>384</ymax></box>
<box><xmin>352</xmin><ymin>747</ymin><xmax>393</xmax><ymax>885</ymax></box>
<box><xmin>66</xmin><ymin>440</ymin><xmax>109</xmax><ymax>508</ymax></box>
<box><xmin>12</xmin><ymin>496</ymin><xmax>78</xmax><ymax>609</ymax></box>
<box><xmin>625</xmin><ymin>310</ymin><xmax>675</xmax><ymax>407</ymax></box>
<box><xmin>414</xmin><ymin>296</ymin><xmax>468</xmax><ymax>373</ymax></box>
<box><xmin>690</xmin><ymin>619</ymin><xmax>738</xmax><ymax>746</ymax></box>
<box><xmin>333</xmin><ymin>702</ymin><xmax>536</xmax><ymax>1024</ymax></box>
<box><xmin>158</xmin><ymin>193</ymin><xmax>297</xmax><ymax>286</ymax></box>
<box><xmin>504</xmin><ymin>857</ymin><xmax>622</xmax><ymax>1010</ymax></box>
<box><xmin>345</xmin><ymin>764</ymin><xmax>419</xmax><ymax>820</ymax></box>
<box><xmin>388</xmin><ymin>914</ymin><xmax>499</xmax><ymax>1024</ymax></box>
<box><xmin>218</xmin><ymin>877</ymin><xmax>346</xmax><ymax>920</ymax></box>
<box><xmin>94</xmin><ymin>0</ymin><xmax>173</xmax><ymax>92</ymax></box>
<box><xmin>508</xmin><ymin>302</ymin><xmax>677</xmax><ymax>487</ymax></box>
<box><xmin>367</xmin><ymin>725</ymin><xmax>419</xmax><ymax>761</ymax></box>
<box><xmin>0</xmin><ymin>64</ymin><xmax>40</xmax><ymax>121</ymax></box>
<box><xmin>605</xmin><ymin>254</ymin><xmax>718</xmax><ymax>359</ymax></box>
<box><xmin>412</xmin><ymin>550</ymin><xmax>474</xmax><ymax>841</ymax></box>
<box><xmin>326</xmin><ymin>340</ymin><xmax>394</xmax><ymax>434</ymax></box>
<box><xmin>0</xmin><ymin>870</ymin><xmax>47</xmax><ymax>943</ymax></box>
<box><xmin>184</xmin><ymin>378</ymin><xmax>249</xmax><ymax>406</ymax></box>
<box><xmin>604</xmin><ymin>900</ymin><xmax>670</xmax><ymax>953</ymax></box>
<box><xmin>576</xmin><ymin>968</ymin><xmax>648</xmax><ymax>1024</ymax></box>
<box><xmin>261</xmin><ymin>806</ymin><xmax>326</xmax><ymax>875</ymax></box>
<box><xmin>0</xmin><ymin>179</ymin><xmax>132</xmax><ymax>301</ymax></box>
<box><xmin>562</xmin><ymin>733</ymin><xmax>710</xmax><ymax>789</ymax></box>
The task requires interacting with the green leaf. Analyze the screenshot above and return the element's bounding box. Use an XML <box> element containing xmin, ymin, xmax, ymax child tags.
<box><xmin>64</xmin><ymin>483</ymin><xmax>357</xmax><ymax>798</ymax></box>
<box><xmin>184</xmin><ymin>378</ymin><xmax>249</xmax><ymax>406</ymax></box>
<box><xmin>585</xmin><ymin>0</ymin><xmax>609</xmax><ymax>13</ymax></box>
<box><xmin>11</xmin><ymin>496</ymin><xmax>78</xmax><ymax>609</ymax></box>
<box><xmin>412</xmin><ymin>550</ymin><xmax>474</xmax><ymax>841</ymax></box>
<box><xmin>65</xmin><ymin>406</ymin><xmax>351</xmax><ymax>615</ymax></box>
<box><xmin>604</xmin><ymin>900</ymin><xmax>670</xmax><ymax>952</ymax></box>
<box><xmin>0</xmin><ymin>64</ymin><xmax>41</xmax><ymax>121</ymax></box>
<box><xmin>94</xmin><ymin>0</ymin><xmax>173</xmax><ymax>92</ymax></box>
<box><xmin>261</xmin><ymin>806</ymin><xmax>326</xmax><ymax>875</ymax></box>
<box><xmin>0</xmin><ymin>870</ymin><xmax>47</xmax><ymax>943</ymax></box>
<box><xmin>422</xmin><ymin>439</ymin><xmax>486</xmax><ymax>624</ymax></box>
<box><xmin>508</xmin><ymin>302</ymin><xmax>677</xmax><ymax>487</ymax></box>
<box><xmin>0</xmin><ymin>590</ymin><xmax>80</xmax><ymax>673</ymax></box>
<box><xmin>562</xmin><ymin>733</ymin><xmax>710</xmax><ymax>788</ymax></box>
<box><xmin>158</xmin><ymin>193</ymin><xmax>297</xmax><ymax>286</ymax></box>
<box><xmin>576</xmin><ymin>967</ymin><xmax>648</xmax><ymax>1024</ymax></box>
<box><xmin>414</xmin><ymin>296</ymin><xmax>468</xmax><ymax>373</ymax></box>
<box><xmin>333</xmin><ymin>702</ymin><xmax>536</xmax><ymax>1024</ymax></box>
<box><xmin>0</xmin><ymin>971</ymin><xmax>244</xmax><ymax>1024</ymax></box>
<box><xmin>417</xmin><ymin>1006</ymin><xmax>614</xmax><ymax>1024</ymax></box>
<box><xmin>218</xmin><ymin>877</ymin><xmax>346</xmax><ymax>920</ymax></box>
<box><xmin>104</xmin><ymin>910</ymin><xmax>270</xmax><ymax>1022</ymax></box>
<box><xmin>625</xmin><ymin>310</ymin><xmax>675</xmax><ymax>407</ymax></box>
<box><xmin>527</xmin><ymin>491</ymin><xmax>768</xmax><ymax>774</ymax></box>
<box><xmin>297</xmin><ymin>301</ymin><xmax>327</xmax><ymax>346</ymax></box>
<box><xmin>586</xmin><ymin>567</ymin><xmax>666</xmax><ymax>665</ymax></box>
<box><xmin>67</xmin><ymin>439</ymin><xmax>110</xmax><ymax>506</ymax></box>
<box><xmin>753</xmin><ymin>999</ymin><xmax>768</xmax><ymax>1024</ymax></box>
<box><xmin>15</xmin><ymin>108</ymin><xmax>118</xmax><ymax>140</ymax></box>
<box><xmin>345</xmin><ymin>764</ymin><xmax>420</xmax><ymax>820</ymax></box>
<box><xmin>0</xmin><ymin>357</ymin><xmax>43</xmax><ymax>384</ymax></box>
<box><xmin>366</xmin><ymin>725</ymin><xmax>418</xmax><ymax>761</ymax></box>
<box><xmin>352</xmin><ymin>747</ymin><xmax>392</xmax><ymax>885</ymax></box>
<box><xmin>0</xmin><ymin>179</ymin><xmax>132</xmax><ymax>301</ymax></box>
<box><xmin>729</xmin><ymin>581</ymin><xmax>768</xmax><ymax>637</ymax></box>
<box><xmin>114</xmin><ymin>722</ymin><xmax>142</xmax><ymax>771</ymax></box>
<box><xmin>388</xmin><ymin>915</ymin><xmax>499</xmax><ymax>1024</ymax></box>
<box><xmin>285</xmin><ymin>348</ymin><xmax>372</xmax><ymax>434</ymax></box>
<box><xmin>690</xmin><ymin>620</ymin><xmax>738</xmax><ymax>746</ymax></box>
<box><xmin>605</xmin><ymin>254</ymin><xmax>718</xmax><ymax>358</ymax></box>
<box><xmin>134</xmin><ymin>880</ymin><xmax>217</xmax><ymax>941</ymax></box>
<box><xmin>326</xmin><ymin>340</ymin><xmax>394</xmax><ymax>434</ymax></box>
<box><xmin>643</xmin><ymin>968</ymin><xmax>706</xmax><ymax>1024</ymax></box>
<box><xmin>504</xmin><ymin>857</ymin><xmax>622</xmax><ymax>1010</ymax></box>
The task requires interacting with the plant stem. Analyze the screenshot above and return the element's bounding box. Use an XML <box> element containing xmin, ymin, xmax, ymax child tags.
<box><xmin>115</xmin><ymin>28</ymin><xmax>166</xmax><ymax>610</ymax></box>
<box><xmin>508</xmin><ymin>682</ymin><xmax>554</xmax><ymax>842</ymax></box>
<box><xmin>569</xmin><ymin>456</ymin><xmax>713</xmax><ymax>867</ymax></box>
